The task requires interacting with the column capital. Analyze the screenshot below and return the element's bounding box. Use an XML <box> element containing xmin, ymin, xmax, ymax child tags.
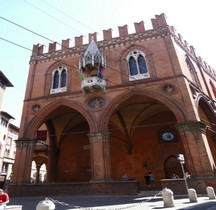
<box><xmin>176</xmin><ymin>121</ymin><xmax>207</xmax><ymax>134</ymax></box>
<box><xmin>15</xmin><ymin>138</ymin><xmax>35</xmax><ymax>149</ymax></box>
<box><xmin>88</xmin><ymin>132</ymin><xmax>110</xmax><ymax>142</ymax></box>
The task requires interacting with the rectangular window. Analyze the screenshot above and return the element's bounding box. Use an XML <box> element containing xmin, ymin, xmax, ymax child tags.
<box><xmin>37</xmin><ymin>130</ymin><xmax>47</xmax><ymax>141</ymax></box>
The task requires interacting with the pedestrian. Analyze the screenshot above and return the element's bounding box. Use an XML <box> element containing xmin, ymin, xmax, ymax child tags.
<box><xmin>148</xmin><ymin>172</ymin><xmax>155</xmax><ymax>186</ymax></box>
<box><xmin>122</xmin><ymin>173</ymin><xmax>128</xmax><ymax>181</ymax></box>
<box><xmin>172</xmin><ymin>173</ymin><xmax>179</xmax><ymax>179</ymax></box>
<box><xmin>144</xmin><ymin>172</ymin><xmax>154</xmax><ymax>188</ymax></box>
<box><xmin>144</xmin><ymin>173</ymin><xmax>151</xmax><ymax>188</ymax></box>
<box><xmin>0</xmin><ymin>189</ymin><xmax>9</xmax><ymax>209</ymax></box>
<box><xmin>185</xmin><ymin>172</ymin><xmax>191</xmax><ymax>178</ymax></box>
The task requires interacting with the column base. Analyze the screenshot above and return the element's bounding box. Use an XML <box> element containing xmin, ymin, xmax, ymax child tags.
<box><xmin>90</xmin><ymin>178</ymin><xmax>113</xmax><ymax>183</ymax></box>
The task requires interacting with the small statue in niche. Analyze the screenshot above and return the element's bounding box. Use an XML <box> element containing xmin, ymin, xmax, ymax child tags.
<box><xmin>163</xmin><ymin>84</ymin><xmax>175</xmax><ymax>93</ymax></box>
<box><xmin>165</xmin><ymin>85</ymin><xmax>174</xmax><ymax>93</ymax></box>
<box><xmin>94</xmin><ymin>98</ymin><xmax>101</xmax><ymax>108</ymax></box>
<box><xmin>88</xmin><ymin>97</ymin><xmax>105</xmax><ymax>109</ymax></box>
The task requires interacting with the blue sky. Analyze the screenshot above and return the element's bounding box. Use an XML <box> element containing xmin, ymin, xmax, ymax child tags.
<box><xmin>0</xmin><ymin>0</ymin><xmax>216</xmax><ymax>127</ymax></box>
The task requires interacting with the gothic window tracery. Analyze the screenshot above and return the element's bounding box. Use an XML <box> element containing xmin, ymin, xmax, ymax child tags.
<box><xmin>50</xmin><ymin>66</ymin><xmax>67</xmax><ymax>94</ymax></box>
<box><xmin>60</xmin><ymin>69</ymin><xmax>67</xmax><ymax>87</ymax></box>
<box><xmin>53</xmin><ymin>71</ymin><xmax>59</xmax><ymax>89</ymax></box>
<box><xmin>127</xmin><ymin>50</ymin><xmax>149</xmax><ymax>81</ymax></box>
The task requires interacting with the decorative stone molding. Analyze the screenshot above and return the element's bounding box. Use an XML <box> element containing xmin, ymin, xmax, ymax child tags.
<box><xmin>16</xmin><ymin>138</ymin><xmax>35</xmax><ymax>149</ymax></box>
<box><xmin>176</xmin><ymin>121</ymin><xmax>207</xmax><ymax>135</ymax></box>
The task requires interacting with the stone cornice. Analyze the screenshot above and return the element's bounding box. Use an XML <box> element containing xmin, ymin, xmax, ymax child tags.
<box><xmin>16</xmin><ymin>138</ymin><xmax>35</xmax><ymax>148</ymax></box>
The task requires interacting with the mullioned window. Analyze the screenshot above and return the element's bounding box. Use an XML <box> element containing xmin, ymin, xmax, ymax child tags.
<box><xmin>127</xmin><ymin>50</ymin><xmax>149</xmax><ymax>81</ymax></box>
<box><xmin>50</xmin><ymin>66</ymin><xmax>67</xmax><ymax>94</ymax></box>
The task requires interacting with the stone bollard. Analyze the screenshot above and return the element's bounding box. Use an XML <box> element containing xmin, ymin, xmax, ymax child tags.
<box><xmin>188</xmin><ymin>188</ymin><xmax>198</xmax><ymax>203</ymax></box>
<box><xmin>206</xmin><ymin>186</ymin><xmax>216</xmax><ymax>199</ymax></box>
<box><xmin>36</xmin><ymin>198</ymin><xmax>55</xmax><ymax>210</ymax></box>
<box><xmin>162</xmin><ymin>187</ymin><xmax>175</xmax><ymax>208</ymax></box>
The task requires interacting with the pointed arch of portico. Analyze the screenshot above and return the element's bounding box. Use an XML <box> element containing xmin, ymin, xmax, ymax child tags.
<box><xmin>196</xmin><ymin>94</ymin><xmax>216</xmax><ymax>124</ymax></box>
<box><xmin>24</xmin><ymin>98</ymin><xmax>96</xmax><ymax>139</ymax></box>
<box><xmin>196</xmin><ymin>94</ymin><xmax>216</xmax><ymax>171</ymax></box>
<box><xmin>99</xmin><ymin>88</ymin><xmax>187</xmax><ymax>131</ymax></box>
<box><xmin>32</xmin><ymin>155</ymin><xmax>48</xmax><ymax>184</ymax></box>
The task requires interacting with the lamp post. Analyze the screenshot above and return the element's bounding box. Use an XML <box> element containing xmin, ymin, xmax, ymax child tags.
<box><xmin>177</xmin><ymin>154</ymin><xmax>189</xmax><ymax>192</ymax></box>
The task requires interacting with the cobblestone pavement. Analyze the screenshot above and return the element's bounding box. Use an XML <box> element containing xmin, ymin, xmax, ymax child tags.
<box><xmin>8</xmin><ymin>194</ymin><xmax>216</xmax><ymax>210</ymax></box>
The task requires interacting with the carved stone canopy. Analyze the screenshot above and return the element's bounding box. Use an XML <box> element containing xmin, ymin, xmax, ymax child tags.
<box><xmin>79</xmin><ymin>37</ymin><xmax>106</xmax><ymax>71</ymax></box>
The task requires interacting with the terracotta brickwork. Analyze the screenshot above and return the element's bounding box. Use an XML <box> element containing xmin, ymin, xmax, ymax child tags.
<box><xmin>10</xmin><ymin>13</ymin><xmax>216</xmax><ymax>196</ymax></box>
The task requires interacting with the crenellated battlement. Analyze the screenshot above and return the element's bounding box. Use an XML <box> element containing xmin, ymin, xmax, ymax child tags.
<box><xmin>30</xmin><ymin>26</ymin><xmax>169</xmax><ymax>63</ymax></box>
<box><xmin>168</xmin><ymin>26</ymin><xmax>216</xmax><ymax>79</ymax></box>
<box><xmin>31</xmin><ymin>13</ymin><xmax>168</xmax><ymax>56</ymax></box>
<box><xmin>151</xmin><ymin>13</ymin><xmax>168</xmax><ymax>28</ymax></box>
<box><xmin>30</xmin><ymin>13</ymin><xmax>215</xmax><ymax>79</ymax></box>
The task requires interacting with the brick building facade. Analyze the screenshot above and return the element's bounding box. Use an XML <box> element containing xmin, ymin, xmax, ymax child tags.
<box><xmin>0</xmin><ymin>71</ymin><xmax>18</xmax><ymax>189</ymax></box>
<box><xmin>9</xmin><ymin>13</ymin><xmax>216</xmax><ymax>196</ymax></box>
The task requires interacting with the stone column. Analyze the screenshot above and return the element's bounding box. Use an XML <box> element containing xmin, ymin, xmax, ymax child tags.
<box><xmin>12</xmin><ymin>138</ymin><xmax>34</xmax><ymax>183</ymax></box>
<box><xmin>176</xmin><ymin>121</ymin><xmax>215</xmax><ymax>176</ymax></box>
<box><xmin>88</xmin><ymin>132</ymin><xmax>112</xmax><ymax>182</ymax></box>
<box><xmin>46</xmin><ymin>148</ymin><xmax>58</xmax><ymax>182</ymax></box>
<box><xmin>35</xmin><ymin>163</ymin><xmax>40</xmax><ymax>184</ymax></box>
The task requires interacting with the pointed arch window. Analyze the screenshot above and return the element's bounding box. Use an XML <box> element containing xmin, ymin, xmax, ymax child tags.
<box><xmin>50</xmin><ymin>66</ymin><xmax>67</xmax><ymax>94</ymax></box>
<box><xmin>60</xmin><ymin>69</ymin><xmax>67</xmax><ymax>87</ymax></box>
<box><xmin>209</xmin><ymin>80</ymin><xmax>216</xmax><ymax>98</ymax></box>
<box><xmin>85</xmin><ymin>52</ymin><xmax>92</xmax><ymax>66</ymax></box>
<box><xmin>138</xmin><ymin>55</ymin><xmax>147</xmax><ymax>74</ymax></box>
<box><xmin>127</xmin><ymin>50</ymin><xmax>149</xmax><ymax>81</ymax></box>
<box><xmin>185</xmin><ymin>55</ymin><xmax>201</xmax><ymax>89</ymax></box>
<box><xmin>94</xmin><ymin>52</ymin><xmax>101</xmax><ymax>65</ymax></box>
<box><xmin>53</xmin><ymin>71</ymin><xmax>59</xmax><ymax>89</ymax></box>
<box><xmin>129</xmin><ymin>57</ymin><xmax>138</xmax><ymax>76</ymax></box>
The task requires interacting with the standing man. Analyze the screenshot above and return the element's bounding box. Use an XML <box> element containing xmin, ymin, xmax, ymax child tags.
<box><xmin>144</xmin><ymin>172</ymin><xmax>151</xmax><ymax>188</ymax></box>
<box><xmin>144</xmin><ymin>172</ymin><xmax>155</xmax><ymax>189</ymax></box>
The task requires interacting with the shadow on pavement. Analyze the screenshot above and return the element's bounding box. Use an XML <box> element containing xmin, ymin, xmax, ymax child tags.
<box><xmin>9</xmin><ymin>195</ymin><xmax>145</xmax><ymax>210</ymax></box>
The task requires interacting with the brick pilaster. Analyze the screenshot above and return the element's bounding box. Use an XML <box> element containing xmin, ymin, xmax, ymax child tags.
<box><xmin>176</xmin><ymin>121</ymin><xmax>215</xmax><ymax>176</ymax></box>
<box><xmin>88</xmin><ymin>132</ymin><xmax>112</xmax><ymax>182</ymax></box>
<box><xmin>12</xmin><ymin>139</ymin><xmax>34</xmax><ymax>183</ymax></box>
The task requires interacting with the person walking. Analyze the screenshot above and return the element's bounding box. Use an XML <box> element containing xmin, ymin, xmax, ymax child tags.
<box><xmin>172</xmin><ymin>173</ymin><xmax>179</xmax><ymax>179</ymax></box>
<box><xmin>144</xmin><ymin>172</ymin><xmax>154</xmax><ymax>188</ymax></box>
<box><xmin>144</xmin><ymin>172</ymin><xmax>151</xmax><ymax>188</ymax></box>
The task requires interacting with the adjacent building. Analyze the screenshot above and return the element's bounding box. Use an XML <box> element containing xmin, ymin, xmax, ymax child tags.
<box><xmin>10</xmin><ymin>13</ymin><xmax>216</xmax><ymax>196</ymax></box>
<box><xmin>0</xmin><ymin>71</ymin><xmax>18</xmax><ymax>188</ymax></box>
